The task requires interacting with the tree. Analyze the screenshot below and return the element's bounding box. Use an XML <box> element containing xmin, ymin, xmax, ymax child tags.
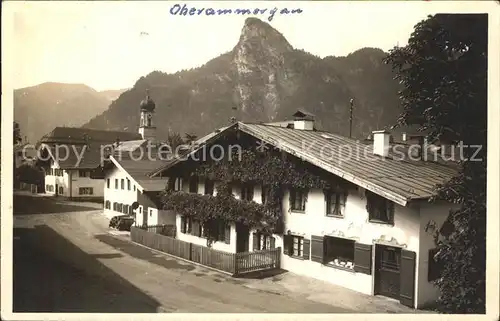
<box><xmin>184</xmin><ymin>133</ymin><xmax>197</xmax><ymax>144</ymax></box>
<box><xmin>14</xmin><ymin>121</ymin><xmax>22</xmax><ymax>145</ymax></box>
<box><xmin>385</xmin><ymin>14</ymin><xmax>487</xmax><ymax>313</ymax></box>
<box><xmin>165</xmin><ymin>132</ymin><xmax>184</xmax><ymax>150</ymax></box>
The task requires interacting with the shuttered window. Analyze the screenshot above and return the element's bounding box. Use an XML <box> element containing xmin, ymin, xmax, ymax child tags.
<box><xmin>127</xmin><ymin>179</ymin><xmax>131</xmax><ymax>190</ymax></box>
<box><xmin>121</xmin><ymin>179</ymin><xmax>125</xmax><ymax>190</ymax></box>
<box><xmin>284</xmin><ymin>234</ymin><xmax>304</xmax><ymax>257</ymax></box>
<box><xmin>106</xmin><ymin>179</ymin><xmax>110</xmax><ymax>189</ymax></box>
<box><xmin>115</xmin><ymin>179</ymin><xmax>118</xmax><ymax>189</ymax></box>
<box><xmin>324</xmin><ymin>236</ymin><xmax>355</xmax><ymax>269</ymax></box>
<box><xmin>252</xmin><ymin>232</ymin><xmax>276</xmax><ymax>251</ymax></box>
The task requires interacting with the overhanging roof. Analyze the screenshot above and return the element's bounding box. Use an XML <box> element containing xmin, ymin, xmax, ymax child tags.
<box><xmin>150</xmin><ymin>122</ymin><xmax>458</xmax><ymax>206</ymax></box>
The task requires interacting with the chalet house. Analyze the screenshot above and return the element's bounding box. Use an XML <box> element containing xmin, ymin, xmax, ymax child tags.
<box><xmin>149</xmin><ymin>111</ymin><xmax>458</xmax><ymax>309</ymax></box>
<box><xmin>38</xmin><ymin>126</ymin><xmax>142</xmax><ymax>200</ymax></box>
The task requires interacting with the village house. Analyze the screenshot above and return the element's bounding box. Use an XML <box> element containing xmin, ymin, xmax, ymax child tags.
<box><xmin>38</xmin><ymin>126</ymin><xmax>142</xmax><ymax>201</ymax></box>
<box><xmin>101</xmin><ymin>91</ymin><xmax>179</xmax><ymax>225</ymax></box>
<box><xmin>148</xmin><ymin>111</ymin><xmax>458</xmax><ymax>309</ymax></box>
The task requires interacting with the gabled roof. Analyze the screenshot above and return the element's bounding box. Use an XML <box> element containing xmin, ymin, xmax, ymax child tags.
<box><xmin>108</xmin><ymin>151</ymin><xmax>171</xmax><ymax>192</ymax></box>
<box><xmin>39</xmin><ymin>127</ymin><xmax>142</xmax><ymax>145</ymax></box>
<box><xmin>42</xmin><ymin>143</ymin><xmax>105</xmax><ymax>169</ymax></box>
<box><xmin>150</xmin><ymin>122</ymin><xmax>458</xmax><ymax>206</ymax></box>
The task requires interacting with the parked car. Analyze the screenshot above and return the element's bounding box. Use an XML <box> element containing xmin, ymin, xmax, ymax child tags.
<box><xmin>109</xmin><ymin>215</ymin><xmax>135</xmax><ymax>231</ymax></box>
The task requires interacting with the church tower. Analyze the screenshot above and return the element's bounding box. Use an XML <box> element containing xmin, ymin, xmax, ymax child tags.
<box><xmin>138</xmin><ymin>89</ymin><xmax>156</xmax><ymax>144</ymax></box>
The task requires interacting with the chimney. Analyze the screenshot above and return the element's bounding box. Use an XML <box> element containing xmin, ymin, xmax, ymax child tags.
<box><xmin>407</xmin><ymin>135</ymin><xmax>426</xmax><ymax>159</ymax></box>
<box><xmin>292</xmin><ymin>110</ymin><xmax>315</xmax><ymax>131</ymax></box>
<box><xmin>372</xmin><ymin>130</ymin><xmax>391</xmax><ymax>157</ymax></box>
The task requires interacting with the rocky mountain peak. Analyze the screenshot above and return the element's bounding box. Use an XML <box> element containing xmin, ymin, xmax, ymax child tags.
<box><xmin>235</xmin><ymin>18</ymin><xmax>293</xmax><ymax>54</ymax></box>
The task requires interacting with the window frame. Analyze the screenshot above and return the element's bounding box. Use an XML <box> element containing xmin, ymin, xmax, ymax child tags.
<box><xmin>106</xmin><ymin>178</ymin><xmax>110</xmax><ymax>189</ymax></box>
<box><xmin>286</xmin><ymin>235</ymin><xmax>304</xmax><ymax>258</ymax></box>
<box><xmin>240</xmin><ymin>183</ymin><xmax>254</xmax><ymax>202</ymax></box>
<box><xmin>121</xmin><ymin>179</ymin><xmax>125</xmax><ymax>190</ymax></box>
<box><xmin>323</xmin><ymin>236</ymin><xmax>356</xmax><ymax>270</ymax></box>
<box><xmin>366</xmin><ymin>191</ymin><xmax>395</xmax><ymax>225</ymax></box>
<box><xmin>325</xmin><ymin>188</ymin><xmax>347</xmax><ymax>218</ymax></box>
<box><xmin>290</xmin><ymin>188</ymin><xmax>307</xmax><ymax>212</ymax></box>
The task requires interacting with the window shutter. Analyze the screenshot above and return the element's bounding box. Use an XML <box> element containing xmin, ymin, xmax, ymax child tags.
<box><xmin>270</xmin><ymin>236</ymin><xmax>276</xmax><ymax>249</ymax></box>
<box><xmin>180</xmin><ymin>216</ymin><xmax>186</xmax><ymax>233</ymax></box>
<box><xmin>224</xmin><ymin>224</ymin><xmax>231</xmax><ymax>244</ymax></box>
<box><xmin>303</xmin><ymin>238</ymin><xmax>311</xmax><ymax>260</ymax></box>
<box><xmin>310</xmin><ymin>235</ymin><xmax>324</xmax><ymax>263</ymax></box>
<box><xmin>400</xmin><ymin>249</ymin><xmax>416</xmax><ymax>308</ymax></box>
<box><xmin>428</xmin><ymin>248</ymin><xmax>440</xmax><ymax>282</ymax></box>
<box><xmin>353</xmin><ymin>243</ymin><xmax>372</xmax><ymax>275</ymax></box>
<box><xmin>283</xmin><ymin>235</ymin><xmax>291</xmax><ymax>255</ymax></box>
<box><xmin>253</xmin><ymin>233</ymin><xmax>259</xmax><ymax>251</ymax></box>
<box><xmin>187</xmin><ymin>218</ymin><xmax>192</xmax><ymax>233</ymax></box>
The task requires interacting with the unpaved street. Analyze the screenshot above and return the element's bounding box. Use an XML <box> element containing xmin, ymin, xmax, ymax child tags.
<box><xmin>13</xmin><ymin>194</ymin><xmax>416</xmax><ymax>313</ymax></box>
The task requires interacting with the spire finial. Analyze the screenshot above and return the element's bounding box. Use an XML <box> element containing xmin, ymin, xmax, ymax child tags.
<box><xmin>146</xmin><ymin>89</ymin><xmax>150</xmax><ymax>98</ymax></box>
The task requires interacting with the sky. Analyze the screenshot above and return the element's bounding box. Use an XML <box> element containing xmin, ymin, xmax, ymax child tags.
<box><xmin>9</xmin><ymin>1</ymin><xmax>475</xmax><ymax>91</ymax></box>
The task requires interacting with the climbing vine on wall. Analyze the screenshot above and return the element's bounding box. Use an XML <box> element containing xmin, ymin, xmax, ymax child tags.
<box><xmin>161</xmin><ymin>147</ymin><xmax>350</xmax><ymax>236</ymax></box>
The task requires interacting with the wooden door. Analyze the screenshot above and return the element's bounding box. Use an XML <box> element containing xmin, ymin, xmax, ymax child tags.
<box><xmin>375</xmin><ymin>245</ymin><xmax>401</xmax><ymax>300</ymax></box>
<box><xmin>236</xmin><ymin>223</ymin><xmax>249</xmax><ymax>253</ymax></box>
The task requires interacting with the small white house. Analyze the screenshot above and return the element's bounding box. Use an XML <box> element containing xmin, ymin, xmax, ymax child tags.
<box><xmin>41</xmin><ymin>143</ymin><xmax>107</xmax><ymax>201</ymax></box>
<box><xmin>102</xmin><ymin>146</ymin><xmax>175</xmax><ymax>227</ymax></box>
<box><xmin>150</xmin><ymin>111</ymin><xmax>458</xmax><ymax>309</ymax></box>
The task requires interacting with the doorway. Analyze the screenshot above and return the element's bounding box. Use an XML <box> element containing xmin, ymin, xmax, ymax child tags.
<box><xmin>374</xmin><ymin>244</ymin><xmax>401</xmax><ymax>300</ymax></box>
<box><xmin>236</xmin><ymin>223</ymin><xmax>249</xmax><ymax>253</ymax></box>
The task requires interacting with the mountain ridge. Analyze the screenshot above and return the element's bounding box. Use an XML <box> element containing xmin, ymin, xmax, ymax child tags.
<box><xmin>14</xmin><ymin>82</ymin><xmax>126</xmax><ymax>143</ymax></box>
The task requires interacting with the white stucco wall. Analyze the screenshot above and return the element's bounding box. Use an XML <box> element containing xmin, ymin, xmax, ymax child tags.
<box><xmin>147</xmin><ymin>208</ymin><xmax>159</xmax><ymax>225</ymax></box>
<box><xmin>175</xmin><ymin>214</ymin><xmax>237</xmax><ymax>253</ymax></box>
<box><xmin>45</xmin><ymin>161</ymin><xmax>104</xmax><ymax>199</ymax></box>
<box><xmin>104</xmin><ymin>166</ymin><xmax>138</xmax><ymax>219</ymax></box>
<box><xmin>70</xmin><ymin>169</ymin><xmax>105</xmax><ymax>198</ymax></box>
<box><xmin>275</xmin><ymin>186</ymin><xmax>420</xmax><ymax>296</ymax></box>
<box><xmin>416</xmin><ymin>200</ymin><xmax>457</xmax><ymax>308</ymax></box>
